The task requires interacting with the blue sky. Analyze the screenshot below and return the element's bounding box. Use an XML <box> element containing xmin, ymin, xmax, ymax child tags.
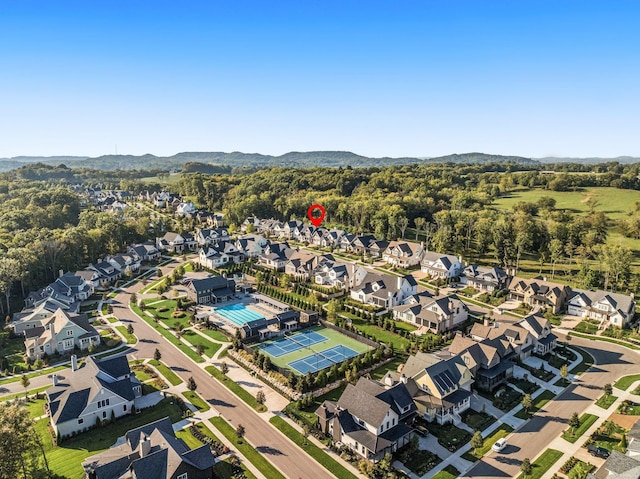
<box><xmin>0</xmin><ymin>1</ymin><xmax>638</xmax><ymax>158</ymax></box>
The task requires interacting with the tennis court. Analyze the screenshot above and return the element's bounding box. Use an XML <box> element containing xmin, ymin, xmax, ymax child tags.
<box><xmin>259</xmin><ymin>330</ymin><xmax>328</xmax><ymax>358</ymax></box>
<box><xmin>288</xmin><ymin>345</ymin><xmax>360</xmax><ymax>375</ymax></box>
<box><xmin>256</xmin><ymin>325</ymin><xmax>373</xmax><ymax>375</ymax></box>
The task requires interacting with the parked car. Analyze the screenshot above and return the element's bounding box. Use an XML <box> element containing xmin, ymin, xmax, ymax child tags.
<box><xmin>587</xmin><ymin>445</ymin><xmax>610</xmax><ymax>458</ymax></box>
<box><xmin>491</xmin><ymin>438</ymin><xmax>507</xmax><ymax>452</ymax></box>
<box><xmin>414</xmin><ymin>425</ymin><xmax>429</xmax><ymax>437</ymax></box>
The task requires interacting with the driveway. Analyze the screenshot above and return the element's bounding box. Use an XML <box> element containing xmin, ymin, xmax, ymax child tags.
<box><xmin>461</xmin><ymin>333</ymin><xmax>640</xmax><ymax>478</ymax></box>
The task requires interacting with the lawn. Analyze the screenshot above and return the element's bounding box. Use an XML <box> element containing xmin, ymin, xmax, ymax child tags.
<box><xmin>424</xmin><ymin>420</ymin><xmax>472</xmax><ymax>451</ymax></box>
<box><xmin>574</xmin><ymin>320</ymin><xmax>600</xmax><ymax>334</ymax></box>
<box><xmin>614</xmin><ymin>374</ymin><xmax>640</xmax><ymax>391</ymax></box>
<box><xmin>516</xmin><ymin>448</ymin><xmax>563</xmax><ymax>479</ymax></box>
<box><xmin>0</xmin><ymin>385</ymin><xmax>50</xmax><ymax>401</ymax></box>
<box><xmin>201</xmin><ymin>328</ymin><xmax>231</xmax><ymax>342</ymax></box>
<box><xmin>342</xmin><ymin>316</ymin><xmax>410</xmax><ymax>351</ymax></box>
<box><xmin>462</xmin><ymin>424</ymin><xmax>513</xmax><ymax>462</ymax></box>
<box><xmin>149</xmin><ymin>359</ymin><xmax>183</xmax><ymax>386</ymax></box>
<box><xmin>431</xmin><ymin>465</ymin><xmax>460</xmax><ymax>479</ymax></box>
<box><xmin>588</xmin><ymin>422</ymin><xmax>628</xmax><ymax>454</ymax></box>
<box><xmin>569</xmin><ymin>346</ymin><xmax>595</xmax><ymax>376</ymax></box>
<box><xmin>370</xmin><ymin>356</ymin><xmax>406</xmax><ymax>380</ymax></box>
<box><xmin>183</xmin><ymin>330</ymin><xmax>221</xmax><ymax>358</ymax></box>
<box><xmin>269</xmin><ymin>416</ymin><xmax>358</xmax><ymax>479</ymax></box>
<box><xmin>131</xmin><ymin>303</ymin><xmax>205</xmax><ymax>363</ymax></box>
<box><xmin>205</xmin><ymin>365</ymin><xmax>266</xmax><ymax>412</ymax></box>
<box><xmin>0</xmin><ymin>364</ymin><xmax>68</xmax><ymax>385</ymax></box>
<box><xmin>595</xmin><ymin>394</ymin><xmax>618</xmax><ymax>409</ymax></box>
<box><xmin>36</xmin><ymin>398</ymin><xmax>184</xmax><ymax>479</ymax></box>
<box><xmin>115</xmin><ymin>325</ymin><xmax>137</xmax><ymax>344</ymax></box>
<box><xmin>618</xmin><ymin>399</ymin><xmax>640</xmax><ymax>415</ymax></box>
<box><xmin>182</xmin><ymin>390</ymin><xmax>211</xmax><ymax>412</ymax></box>
<box><xmin>461</xmin><ymin>410</ymin><xmax>497</xmax><ymax>432</ymax></box>
<box><xmin>515</xmin><ymin>390</ymin><xmax>556</xmax><ymax>419</ymax></box>
<box><xmin>569</xmin><ymin>332</ymin><xmax>640</xmax><ymax>351</ymax></box>
<box><xmin>94</xmin><ymin>345</ymin><xmax>129</xmax><ymax>359</ymax></box>
<box><xmin>210</xmin><ymin>416</ymin><xmax>286</xmax><ymax>479</ymax></box>
<box><xmin>562</xmin><ymin>413</ymin><xmax>599</xmax><ymax>443</ymax></box>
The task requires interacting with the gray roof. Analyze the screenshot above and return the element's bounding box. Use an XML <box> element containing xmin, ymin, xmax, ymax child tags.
<box><xmin>594</xmin><ymin>451</ymin><xmax>640</xmax><ymax>479</ymax></box>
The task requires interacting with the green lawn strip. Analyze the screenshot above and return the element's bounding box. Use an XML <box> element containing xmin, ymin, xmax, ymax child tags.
<box><xmin>461</xmin><ymin>424</ymin><xmax>513</xmax><ymax>462</ymax></box>
<box><xmin>131</xmin><ymin>303</ymin><xmax>204</xmax><ymax>363</ymax></box>
<box><xmin>516</xmin><ymin>448</ymin><xmax>564</xmax><ymax>479</ymax></box>
<box><xmin>595</xmin><ymin>394</ymin><xmax>618</xmax><ymax>409</ymax></box>
<box><xmin>201</xmin><ymin>328</ymin><xmax>231</xmax><ymax>342</ymax></box>
<box><xmin>214</xmin><ymin>459</ymin><xmax>258</xmax><ymax>479</ymax></box>
<box><xmin>0</xmin><ymin>385</ymin><xmax>51</xmax><ymax>401</ymax></box>
<box><xmin>115</xmin><ymin>325</ymin><xmax>137</xmax><ymax>344</ymax></box>
<box><xmin>36</xmin><ymin>398</ymin><xmax>184</xmax><ymax>479</ymax></box>
<box><xmin>210</xmin><ymin>416</ymin><xmax>286</xmax><ymax>479</ymax></box>
<box><xmin>183</xmin><ymin>330</ymin><xmax>221</xmax><ymax>358</ymax></box>
<box><xmin>569</xmin><ymin>346</ymin><xmax>595</xmax><ymax>376</ymax></box>
<box><xmin>614</xmin><ymin>374</ymin><xmax>640</xmax><ymax>391</ymax></box>
<box><xmin>370</xmin><ymin>356</ymin><xmax>406</xmax><ymax>380</ymax></box>
<box><xmin>175</xmin><ymin>428</ymin><xmax>204</xmax><ymax>449</ymax></box>
<box><xmin>269</xmin><ymin>416</ymin><xmax>358</xmax><ymax>479</ymax></box>
<box><xmin>93</xmin><ymin>345</ymin><xmax>129</xmax><ymax>359</ymax></box>
<box><xmin>204</xmin><ymin>366</ymin><xmax>265</xmax><ymax>412</ymax></box>
<box><xmin>132</xmin><ymin>367</ymin><xmax>152</xmax><ymax>382</ymax></box>
<box><xmin>149</xmin><ymin>359</ymin><xmax>183</xmax><ymax>386</ymax></box>
<box><xmin>569</xmin><ymin>332</ymin><xmax>640</xmax><ymax>351</ymax></box>
<box><xmin>514</xmin><ymin>390</ymin><xmax>556</xmax><ymax>420</ymax></box>
<box><xmin>182</xmin><ymin>390</ymin><xmax>211</xmax><ymax>412</ymax></box>
<box><xmin>0</xmin><ymin>364</ymin><xmax>68</xmax><ymax>385</ymax></box>
<box><xmin>106</xmin><ymin>316</ymin><xmax>118</xmax><ymax>323</ymax></box>
<box><xmin>561</xmin><ymin>413</ymin><xmax>599</xmax><ymax>443</ymax></box>
<box><xmin>431</xmin><ymin>465</ymin><xmax>460</xmax><ymax>479</ymax></box>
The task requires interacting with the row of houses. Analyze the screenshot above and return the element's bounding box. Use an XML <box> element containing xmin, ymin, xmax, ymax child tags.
<box><xmin>315</xmin><ymin>312</ymin><xmax>558</xmax><ymax>461</ymax></box>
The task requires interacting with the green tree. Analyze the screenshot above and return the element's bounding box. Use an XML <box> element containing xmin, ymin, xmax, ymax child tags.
<box><xmin>604</xmin><ymin>383</ymin><xmax>613</xmax><ymax>397</ymax></box>
<box><xmin>520</xmin><ymin>458</ymin><xmax>532</xmax><ymax>478</ymax></box>
<box><xmin>220</xmin><ymin>361</ymin><xmax>229</xmax><ymax>376</ymax></box>
<box><xmin>154</xmin><ymin>348</ymin><xmax>161</xmax><ymax>361</ymax></box>
<box><xmin>187</xmin><ymin>376</ymin><xmax>197</xmax><ymax>392</ymax></box>
<box><xmin>255</xmin><ymin>390</ymin><xmax>266</xmax><ymax>406</ymax></box>
<box><xmin>560</xmin><ymin>364</ymin><xmax>569</xmax><ymax>383</ymax></box>
<box><xmin>127</xmin><ymin>323</ymin><xmax>134</xmax><ymax>336</ymax></box>
<box><xmin>21</xmin><ymin>374</ymin><xmax>30</xmax><ymax>397</ymax></box>
<box><xmin>236</xmin><ymin>424</ymin><xmax>245</xmax><ymax>441</ymax></box>
<box><xmin>471</xmin><ymin>431</ymin><xmax>484</xmax><ymax>456</ymax></box>
<box><xmin>569</xmin><ymin>412</ymin><xmax>580</xmax><ymax>433</ymax></box>
<box><xmin>521</xmin><ymin>394</ymin><xmax>533</xmax><ymax>416</ymax></box>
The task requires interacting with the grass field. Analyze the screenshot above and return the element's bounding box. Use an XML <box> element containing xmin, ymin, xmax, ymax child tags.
<box><xmin>35</xmin><ymin>398</ymin><xmax>183</xmax><ymax>479</ymax></box>
<box><xmin>149</xmin><ymin>359</ymin><xmax>183</xmax><ymax>386</ymax></box>
<box><xmin>516</xmin><ymin>448</ymin><xmax>563</xmax><ymax>479</ymax></box>
<box><xmin>201</xmin><ymin>328</ymin><xmax>231</xmax><ymax>342</ymax></box>
<box><xmin>182</xmin><ymin>390</ymin><xmax>211</xmax><ymax>412</ymax></box>
<box><xmin>183</xmin><ymin>330</ymin><xmax>221</xmax><ymax>358</ymax></box>
<box><xmin>595</xmin><ymin>394</ymin><xmax>618</xmax><ymax>409</ymax></box>
<box><xmin>115</xmin><ymin>325</ymin><xmax>136</xmax><ymax>344</ymax></box>
<box><xmin>432</xmin><ymin>465</ymin><xmax>460</xmax><ymax>479</ymax></box>
<box><xmin>462</xmin><ymin>424</ymin><xmax>513</xmax><ymax>462</ymax></box>
<box><xmin>514</xmin><ymin>390</ymin><xmax>556</xmax><ymax>419</ymax></box>
<box><xmin>256</xmin><ymin>325</ymin><xmax>373</xmax><ymax>375</ymax></box>
<box><xmin>204</xmin><ymin>365</ymin><xmax>266</xmax><ymax>412</ymax></box>
<box><xmin>614</xmin><ymin>374</ymin><xmax>640</xmax><ymax>391</ymax></box>
<box><xmin>561</xmin><ymin>413</ymin><xmax>599</xmax><ymax>443</ymax></box>
<box><xmin>210</xmin><ymin>416</ymin><xmax>286</xmax><ymax>479</ymax></box>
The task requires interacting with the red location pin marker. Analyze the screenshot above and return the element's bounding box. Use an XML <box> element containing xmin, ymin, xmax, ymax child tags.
<box><xmin>307</xmin><ymin>204</ymin><xmax>326</xmax><ymax>227</ymax></box>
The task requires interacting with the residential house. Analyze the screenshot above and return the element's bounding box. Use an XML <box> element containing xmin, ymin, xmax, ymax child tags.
<box><xmin>315</xmin><ymin>377</ymin><xmax>416</xmax><ymax>462</ymax></box>
<box><xmin>196</xmin><ymin>228</ymin><xmax>230</xmax><ymax>246</ymax></box>
<box><xmin>88</xmin><ymin>260</ymin><xmax>122</xmax><ymax>287</ymax></box>
<box><xmin>507</xmin><ymin>276</ymin><xmax>570</xmax><ymax>315</ymax></box>
<box><xmin>351</xmin><ymin>235</ymin><xmax>376</xmax><ymax>255</ymax></box>
<box><xmin>320</xmin><ymin>229</ymin><xmax>346</xmax><ymax>248</ymax></box>
<box><xmin>46</xmin><ymin>355</ymin><xmax>142</xmax><ymax>439</ymax></box>
<box><xmin>460</xmin><ymin>265</ymin><xmax>509</xmax><ymax>292</ymax></box>
<box><xmin>128</xmin><ymin>242</ymin><xmax>161</xmax><ymax>262</ymax></box>
<box><xmin>626</xmin><ymin>418</ymin><xmax>640</xmax><ymax>459</ymax></box>
<box><xmin>385</xmin><ymin>352</ymin><xmax>474</xmax><ymax>425</ymax></box>
<box><xmin>446</xmin><ymin>333</ymin><xmax>515</xmax><ymax>392</ymax></box>
<box><xmin>283</xmin><ymin>220</ymin><xmax>303</xmax><ymax>239</ymax></box>
<box><xmin>258</xmin><ymin>242</ymin><xmax>293</xmax><ymax>271</ymax></box>
<box><xmin>469</xmin><ymin>320</ymin><xmax>535</xmax><ymax>360</ymax></box>
<box><xmin>382</xmin><ymin>241</ymin><xmax>425</xmax><ymax>268</ymax></box>
<box><xmin>175</xmin><ymin>201</ymin><xmax>196</xmax><ymax>216</ymax></box>
<box><xmin>198</xmin><ymin>246</ymin><xmax>230</xmax><ymax>269</ymax></box>
<box><xmin>339</xmin><ymin>233</ymin><xmax>357</xmax><ymax>252</ymax></box>
<box><xmin>368</xmin><ymin>240</ymin><xmax>389</xmax><ymax>259</ymax></box>
<box><xmin>296</xmin><ymin>224</ymin><xmax>316</xmax><ymax>243</ymax></box>
<box><xmin>285</xmin><ymin>251</ymin><xmax>334</xmax><ymax>280</ymax></box>
<box><xmin>567</xmin><ymin>289</ymin><xmax>636</xmax><ymax>328</ymax></box>
<box><xmin>518</xmin><ymin>313</ymin><xmax>558</xmax><ymax>355</ymax></box>
<box><xmin>156</xmin><ymin>232</ymin><xmax>196</xmax><ymax>253</ymax></box>
<box><xmin>47</xmin><ymin>271</ymin><xmax>94</xmax><ymax>302</ymax></box>
<box><xmin>82</xmin><ymin>417</ymin><xmax>217</xmax><ymax>479</ymax></box>
<box><xmin>313</xmin><ymin>261</ymin><xmax>356</xmax><ymax>290</ymax></box>
<box><xmin>241</xmin><ymin>216</ymin><xmax>262</xmax><ymax>233</ymax></box>
<box><xmin>350</xmin><ymin>267</ymin><xmax>418</xmax><ymax>311</ymax></box>
<box><xmin>311</xmin><ymin>227</ymin><xmax>330</xmax><ymax>246</ymax></box>
<box><xmin>236</xmin><ymin>234</ymin><xmax>268</xmax><ymax>258</ymax></box>
<box><xmin>392</xmin><ymin>294</ymin><xmax>468</xmax><ymax>334</ymax></box>
<box><xmin>421</xmin><ymin>252</ymin><xmax>463</xmax><ymax>279</ymax></box>
<box><xmin>187</xmin><ymin>276</ymin><xmax>236</xmax><ymax>304</ymax></box>
<box><xmin>587</xmin><ymin>451</ymin><xmax>640</xmax><ymax>479</ymax></box>
<box><xmin>24</xmin><ymin>308</ymin><xmax>100</xmax><ymax>360</ymax></box>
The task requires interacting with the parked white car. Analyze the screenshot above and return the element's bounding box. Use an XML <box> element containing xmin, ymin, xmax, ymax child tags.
<box><xmin>491</xmin><ymin>438</ymin><xmax>507</xmax><ymax>452</ymax></box>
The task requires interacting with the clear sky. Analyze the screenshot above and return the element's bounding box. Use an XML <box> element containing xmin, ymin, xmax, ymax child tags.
<box><xmin>0</xmin><ymin>1</ymin><xmax>638</xmax><ymax>159</ymax></box>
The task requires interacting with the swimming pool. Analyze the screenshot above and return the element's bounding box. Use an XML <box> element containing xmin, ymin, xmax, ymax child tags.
<box><xmin>214</xmin><ymin>303</ymin><xmax>265</xmax><ymax>326</ymax></box>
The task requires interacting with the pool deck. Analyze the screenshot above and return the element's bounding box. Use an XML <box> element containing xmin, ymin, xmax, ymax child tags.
<box><xmin>199</xmin><ymin>294</ymin><xmax>283</xmax><ymax>334</ymax></box>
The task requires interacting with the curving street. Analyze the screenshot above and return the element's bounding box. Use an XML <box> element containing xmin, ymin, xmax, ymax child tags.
<box><xmin>460</xmin><ymin>332</ymin><xmax>639</xmax><ymax>478</ymax></box>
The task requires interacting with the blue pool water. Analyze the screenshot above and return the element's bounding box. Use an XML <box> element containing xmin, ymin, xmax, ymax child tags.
<box><xmin>214</xmin><ymin>303</ymin><xmax>265</xmax><ymax>326</ymax></box>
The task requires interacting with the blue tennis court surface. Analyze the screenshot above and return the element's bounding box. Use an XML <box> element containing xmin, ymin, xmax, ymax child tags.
<box><xmin>260</xmin><ymin>330</ymin><xmax>328</xmax><ymax>358</ymax></box>
<box><xmin>214</xmin><ymin>303</ymin><xmax>264</xmax><ymax>326</ymax></box>
<box><xmin>288</xmin><ymin>345</ymin><xmax>360</xmax><ymax>374</ymax></box>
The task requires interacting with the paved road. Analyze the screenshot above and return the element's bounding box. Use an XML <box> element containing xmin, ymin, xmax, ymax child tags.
<box><xmin>113</xmin><ymin>266</ymin><xmax>334</xmax><ymax>479</ymax></box>
<box><xmin>461</xmin><ymin>332</ymin><xmax>639</xmax><ymax>479</ymax></box>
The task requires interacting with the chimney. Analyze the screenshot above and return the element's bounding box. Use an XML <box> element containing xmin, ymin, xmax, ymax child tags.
<box><xmin>59</xmin><ymin>269</ymin><xmax>64</xmax><ymax>278</ymax></box>
<box><xmin>542</xmin><ymin>276</ymin><xmax>547</xmax><ymax>282</ymax></box>
<box><xmin>71</xmin><ymin>355</ymin><xmax>78</xmax><ymax>372</ymax></box>
<box><xmin>483</xmin><ymin>318</ymin><xmax>489</xmax><ymax>327</ymax></box>
<box><xmin>139</xmin><ymin>435</ymin><xmax>151</xmax><ymax>458</ymax></box>
<box><xmin>53</xmin><ymin>374</ymin><xmax>59</xmax><ymax>386</ymax></box>
<box><xmin>400</xmin><ymin>373</ymin><xmax>408</xmax><ymax>384</ymax></box>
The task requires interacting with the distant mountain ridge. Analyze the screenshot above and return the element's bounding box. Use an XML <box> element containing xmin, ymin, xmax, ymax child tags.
<box><xmin>0</xmin><ymin>151</ymin><xmax>540</xmax><ymax>172</ymax></box>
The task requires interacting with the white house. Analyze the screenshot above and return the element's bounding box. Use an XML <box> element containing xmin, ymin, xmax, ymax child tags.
<box><xmin>382</xmin><ymin>241</ymin><xmax>425</xmax><ymax>268</ymax></box>
<box><xmin>567</xmin><ymin>289</ymin><xmax>636</xmax><ymax>328</ymax></box>
<box><xmin>350</xmin><ymin>267</ymin><xmax>418</xmax><ymax>311</ymax></box>
<box><xmin>392</xmin><ymin>294</ymin><xmax>468</xmax><ymax>334</ymax></box>
<box><xmin>198</xmin><ymin>246</ymin><xmax>230</xmax><ymax>269</ymax></box>
<box><xmin>46</xmin><ymin>355</ymin><xmax>141</xmax><ymax>438</ymax></box>
<box><xmin>421</xmin><ymin>252</ymin><xmax>462</xmax><ymax>279</ymax></box>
